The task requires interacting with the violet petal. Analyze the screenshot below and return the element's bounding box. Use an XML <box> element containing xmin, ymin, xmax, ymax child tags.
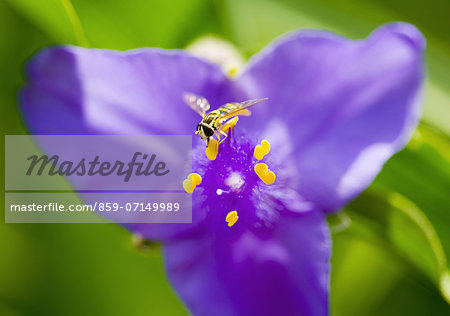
<box><xmin>234</xmin><ymin>22</ymin><xmax>425</xmax><ymax>212</ymax></box>
<box><xmin>164</xmin><ymin>209</ymin><xmax>330</xmax><ymax>316</ymax></box>
<box><xmin>21</xmin><ymin>46</ymin><xmax>231</xmax><ymax>135</ymax></box>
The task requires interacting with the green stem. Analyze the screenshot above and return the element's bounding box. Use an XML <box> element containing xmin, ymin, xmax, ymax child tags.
<box><xmin>60</xmin><ymin>0</ymin><xmax>89</xmax><ymax>47</ymax></box>
<box><xmin>389</xmin><ymin>193</ymin><xmax>450</xmax><ymax>304</ymax></box>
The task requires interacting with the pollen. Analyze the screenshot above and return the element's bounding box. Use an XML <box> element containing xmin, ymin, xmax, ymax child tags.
<box><xmin>228</xmin><ymin>67</ymin><xmax>238</xmax><ymax>77</ymax></box>
<box><xmin>226</xmin><ymin>211</ymin><xmax>239</xmax><ymax>227</ymax></box>
<box><xmin>221</xmin><ymin>116</ymin><xmax>239</xmax><ymax>133</ymax></box>
<box><xmin>183</xmin><ymin>173</ymin><xmax>202</xmax><ymax>193</ymax></box>
<box><xmin>254</xmin><ymin>162</ymin><xmax>276</xmax><ymax>185</ymax></box>
<box><xmin>254</xmin><ymin>139</ymin><xmax>271</xmax><ymax>160</ymax></box>
<box><xmin>205</xmin><ymin>138</ymin><xmax>219</xmax><ymax>161</ymax></box>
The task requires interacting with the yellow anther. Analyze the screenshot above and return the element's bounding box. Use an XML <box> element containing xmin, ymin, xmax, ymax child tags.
<box><xmin>205</xmin><ymin>138</ymin><xmax>219</xmax><ymax>161</ymax></box>
<box><xmin>221</xmin><ymin>116</ymin><xmax>239</xmax><ymax>133</ymax></box>
<box><xmin>226</xmin><ymin>211</ymin><xmax>239</xmax><ymax>227</ymax></box>
<box><xmin>228</xmin><ymin>67</ymin><xmax>238</xmax><ymax>77</ymax></box>
<box><xmin>254</xmin><ymin>139</ymin><xmax>271</xmax><ymax>160</ymax></box>
<box><xmin>254</xmin><ymin>163</ymin><xmax>276</xmax><ymax>185</ymax></box>
<box><xmin>188</xmin><ymin>173</ymin><xmax>202</xmax><ymax>186</ymax></box>
<box><xmin>183</xmin><ymin>173</ymin><xmax>202</xmax><ymax>193</ymax></box>
<box><xmin>183</xmin><ymin>179</ymin><xmax>194</xmax><ymax>193</ymax></box>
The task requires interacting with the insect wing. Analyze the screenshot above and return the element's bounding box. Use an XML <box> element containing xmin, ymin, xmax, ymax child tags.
<box><xmin>238</xmin><ymin>98</ymin><xmax>268</xmax><ymax>109</ymax></box>
<box><xmin>220</xmin><ymin>98</ymin><xmax>268</xmax><ymax>120</ymax></box>
<box><xmin>183</xmin><ymin>93</ymin><xmax>211</xmax><ymax>117</ymax></box>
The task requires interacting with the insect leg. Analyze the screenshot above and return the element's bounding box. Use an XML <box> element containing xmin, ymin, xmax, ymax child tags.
<box><xmin>218</xmin><ymin>130</ymin><xmax>228</xmax><ymax>144</ymax></box>
<box><xmin>214</xmin><ymin>130</ymin><xmax>222</xmax><ymax>142</ymax></box>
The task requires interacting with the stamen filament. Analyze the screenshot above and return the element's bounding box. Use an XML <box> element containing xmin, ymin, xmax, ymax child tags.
<box><xmin>216</xmin><ymin>189</ymin><xmax>229</xmax><ymax>195</ymax></box>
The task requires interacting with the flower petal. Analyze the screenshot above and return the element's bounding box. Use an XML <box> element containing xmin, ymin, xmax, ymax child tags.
<box><xmin>21</xmin><ymin>46</ymin><xmax>231</xmax><ymax>135</ymax></box>
<box><xmin>20</xmin><ymin>46</ymin><xmax>232</xmax><ymax>240</ymax></box>
<box><xmin>233</xmin><ymin>22</ymin><xmax>425</xmax><ymax>212</ymax></box>
<box><xmin>123</xmin><ymin>190</ymin><xmax>209</xmax><ymax>242</ymax></box>
<box><xmin>164</xmin><ymin>209</ymin><xmax>330</xmax><ymax>316</ymax></box>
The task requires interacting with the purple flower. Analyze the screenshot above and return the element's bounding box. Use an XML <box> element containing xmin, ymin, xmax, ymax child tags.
<box><xmin>20</xmin><ymin>23</ymin><xmax>424</xmax><ymax>316</ymax></box>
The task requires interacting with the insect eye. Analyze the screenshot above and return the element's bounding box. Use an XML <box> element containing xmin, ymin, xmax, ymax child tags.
<box><xmin>204</xmin><ymin>126</ymin><xmax>214</xmax><ymax>137</ymax></box>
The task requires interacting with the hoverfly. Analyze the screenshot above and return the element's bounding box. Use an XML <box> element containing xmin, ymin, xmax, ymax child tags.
<box><xmin>183</xmin><ymin>93</ymin><xmax>267</xmax><ymax>144</ymax></box>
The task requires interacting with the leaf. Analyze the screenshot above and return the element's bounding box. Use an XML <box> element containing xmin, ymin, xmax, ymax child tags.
<box><xmin>5</xmin><ymin>0</ymin><xmax>216</xmax><ymax>49</ymax></box>
<box><xmin>337</xmin><ymin>124</ymin><xmax>450</xmax><ymax>304</ymax></box>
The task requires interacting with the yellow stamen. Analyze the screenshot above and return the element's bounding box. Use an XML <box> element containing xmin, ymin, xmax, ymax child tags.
<box><xmin>228</xmin><ymin>67</ymin><xmax>238</xmax><ymax>77</ymax></box>
<box><xmin>254</xmin><ymin>163</ymin><xmax>276</xmax><ymax>185</ymax></box>
<box><xmin>205</xmin><ymin>138</ymin><xmax>219</xmax><ymax>161</ymax></box>
<box><xmin>183</xmin><ymin>179</ymin><xmax>194</xmax><ymax>193</ymax></box>
<box><xmin>226</xmin><ymin>211</ymin><xmax>239</xmax><ymax>227</ymax></box>
<box><xmin>254</xmin><ymin>139</ymin><xmax>271</xmax><ymax>160</ymax></box>
<box><xmin>188</xmin><ymin>173</ymin><xmax>202</xmax><ymax>186</ymax></box>
<box><xmin>221</xmin><ymin>116</ymin><xmax>239</xmax><ymax>133</ymax></box>
<box><xmin>183</xmin><ymin>173</ymin><xmax>202</xmax><ymax>193</ymax></box>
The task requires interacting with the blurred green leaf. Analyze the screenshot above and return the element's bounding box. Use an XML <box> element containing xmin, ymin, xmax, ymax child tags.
<box><xmin>329</xmin><ymin>214</ymin><xmax>450</xmax><ymax>316</ymax></box>
<box><xmin>4</xmin><ymin>0</ymin><xmax>78</xmax><ymax>45</ymax></box>
<box><xmin>374</xmin><ymin>125</ymin><xmax>450</xmax><ymax>262</ymax></box>
<box><xmin>337</xmin><ymin>125</ymin><xmax>450</xmax><ymax>305</ymax></box>
<box><xmin>5</xmin><ymin>0</ymin><xmax>220</xmax><ymax>49</ymax></box>
<box><xmin>0</xmin><ymin>222</ymin><xmax>188</xmax><ymax>316</ymax></box>
<box><xmin>343</xmin><ymin>192</ymin><xmax>450</xmax><ymax>301</ymax></box>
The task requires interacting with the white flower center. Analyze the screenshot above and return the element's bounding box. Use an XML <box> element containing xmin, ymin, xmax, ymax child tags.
<box><xmin>225</xmin><ymin>171</ymin><xmax>245</xmax><ymax>190</ymax></box>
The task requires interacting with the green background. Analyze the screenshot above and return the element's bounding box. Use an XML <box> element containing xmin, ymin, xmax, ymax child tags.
<box><xmin>1</xmin><ymin>0</ymin><xmax>449</xmax><ymax>315</ymax></box>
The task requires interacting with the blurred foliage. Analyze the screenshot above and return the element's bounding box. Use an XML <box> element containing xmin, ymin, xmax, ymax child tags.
<box><xmin>328</xmin><ymin>124</ymin><xmax>450</xmax><ymax>315</ymax></box>
<box><xmin>220</xmin><ymin>0</ymin><xmax>450</xmax><ymax>135</ymax></box>
<box><xmin>1</xmin><ymin>0</ymin><xmax>449</xmax><ymax>315</ymax></box>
